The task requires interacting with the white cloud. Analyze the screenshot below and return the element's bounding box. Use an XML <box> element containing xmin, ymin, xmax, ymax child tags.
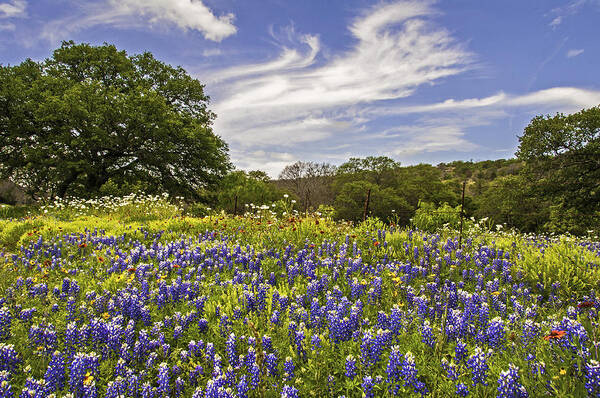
<box><xmin>549</xmin><ymin>16</ymin><xmax>562</xmax><ymax>28</ymax></box>
<box><xmin>210</xmin><ymin>34</ymin><xmax>320</xmax><ymax>83</ymax></box>
<box><xmin>566</xmin><ymin>48</ymin><xmax>584</xmax><ymax>58</ymax></box>
<box><xmin>43</xmin><ymin>0</ymin><xmax>236</xmax><ymax>42</ymax></box>
<box><xmin>200</xmin><ymin>1</ymin><xmax>600</xmax><ymax>176</ymax></box>
<box><xmin>202</xmin><ymin>48</ymin><xmax>223</xmax><ymax>57</ymax></box>
<box><xmin>372</xmin><ymin>87</ymin><xmax>600</xmax><ymax>117</ymax></box>
<box><xmin>506</xmin><ymin>87</ymin><xmax>600</xmax><ymax>111</ymax></box>
<box><xmin>210</xmin><ymin>1</ymin><xmax>473</xmax><ymax>151</ymax></box>
<box><xmin>0</xmin><ymin>0</ymin><xmax>26</xmax><ymax>19</ymax></box>
<box><xmin>548</xmin><ymin>0</ymin><xmax>591</xmax><ymax>27</ymax></box>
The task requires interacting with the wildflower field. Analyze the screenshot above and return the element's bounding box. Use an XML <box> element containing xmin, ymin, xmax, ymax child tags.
<box><xmin>0</xmin><ymin>195</ymin><xmax>599</xmax><ymax>397</ymax></box>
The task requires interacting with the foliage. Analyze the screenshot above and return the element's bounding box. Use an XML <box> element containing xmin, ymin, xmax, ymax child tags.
<box><xmin>517</xmin><ymin>106</ymin><xmax>600</xmax><ymax>233</ymax></box>
<box><xmin>38</xmin><ymin>193</ymin><xmax>181</xmax><ymax>222</ymax></box>
<box><xmin>513</xmin><ymin>237</ymin><xmax>600</xmax><ymax>299</ymax></box>
<box><xmin>212</xmin><ymin>170</ymin><xmax>282</xmax><ymax>214</ymax></box>
<box><xmin>411</xmin><ymin>201</ymin><xmax>461</xmax><ymax>232</ymax></box>
<box><xmin>335</xmin><ymin>156</ymin><xmax>400</xmax><ymax>186</ymax></box>
<box><xmin>474</xmin><ymin>175</ymin><xmax>548</xmax><ymax>232</ymax></box>
<box><xmin>333</xmin><ymin>180</ymin><xmax>413</xmax><ymax>223</ymax></box>
<box><xmin>278</xmin><ymin>161</ymin><xmax>337</xmax><ymax>210</ymax></box>
<box><xmin>0</xmin><ymin>41</ymin><xmax>230</xmax><ymax>200</ymax></box>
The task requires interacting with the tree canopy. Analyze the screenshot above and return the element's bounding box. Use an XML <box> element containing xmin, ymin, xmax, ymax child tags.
<box><xmin>0</xmin><ymin>41</ymin><xmax>231</xmax><ymax>199</ymax></box>
<box><xmin>517</xmin><ymin>105</ymin><xmax>600</xmax><ymax>232</ymax></box>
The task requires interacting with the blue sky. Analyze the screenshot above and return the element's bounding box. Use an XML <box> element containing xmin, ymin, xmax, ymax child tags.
<box><xmin>1</xmin><ymin>0</ymin><xmax>599</xmax><ymax>177</ymax></box>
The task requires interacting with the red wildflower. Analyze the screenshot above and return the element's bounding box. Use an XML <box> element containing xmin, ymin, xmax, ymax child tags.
<box><xmin>78</xmin><ymin>243</ymin><xmax>87</xmax><ymax>248</ymax></box>
<box><xmin>128</xmin><ymin>267</ymin><xmax>136</xmax><ymax>273</ymax></box>
<box><xmin>374</xmin><ymin>241</ymin><xmax>380</xmax><ymax>247</ymax></box>
<box><xmin>577</xmin><ymin>301</ymin><xmax>595</xmax><ymax>309</ymax></box>
<box><xmin>543</xmin><ymin>330</ymin><xmax>566</xmax><ymax>341</ymax></box>
<box><xmin>172</xmin><ymin>264</ymin><xmax>181</xmax><ymax>269</ymax></box>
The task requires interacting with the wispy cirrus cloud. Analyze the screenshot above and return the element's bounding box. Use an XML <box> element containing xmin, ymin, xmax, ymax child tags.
<box><xmin>566</xmin><ymin>48</ymin><xmax>584</xmax><ymax>58</ymax></box>
<box><xmin>0</xmin><ymin>0</ymin><xmax>26</xmax><ymax>18</ymax></box>
<box><xmin>0</xmin><ymin>0</ymin><xmax>26</xmax><ymax>31</ymax></box>
<box><xmin>204</xmin><ymin>0</ymin><xmax>600</xmax><ymax>176</ymax></box>
<box><xmin>548</xmin><ymin>0</ymin><xmax>597</xmax><ymax>28</ymax></box>
<box><xmin>209</xmin><ymin>1</ymin><xmax>474</xmax><ymax>171</ymax></box>
<box><xmin>42</xmin><ymin>0</ymin><xmax>236</xmax><ymax>43</ymax></box>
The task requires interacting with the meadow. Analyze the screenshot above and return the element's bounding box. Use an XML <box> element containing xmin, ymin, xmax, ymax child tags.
<box><xmin>0</xmin><ymin>194</ymin><xmax>599</xmax><ymax>397</ymax></box>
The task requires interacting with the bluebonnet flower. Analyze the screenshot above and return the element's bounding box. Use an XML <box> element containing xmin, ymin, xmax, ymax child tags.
<box><xmin>362</xmin><ymin>375</ymin><xmax>375</xmax><ymax>398</ymax></box>
<box><xmin>585</xmin><ymin>360</ymin><xmax>600</xmax><ymax>397</ymax></box>
<box><xmin>496</xmin><ymin>364</ymin><xmax>528</xmax><ymax>398</ymax></box>
<box><xmin>283</xmin><ymin>357</ymin><xmax>294</xmax><ymax>381</ymax></box>
<box><xmin>141</xmin><ymin>382</ymin><xmax>156</xmax><ymax>398</ymax></box>
<box><xmin>281</xmin><ymin>385</ymin><xmax>299</xmax><ymax>398</ymax></box>
<box><xmin>481</xmin><ymin>317</ymin><xmax>505</xmax><ymax>349</ymax></box>
<box><xmin>441</xmin><ymin>358</ymin><xmax>458</xmax><ymax>381</ymax></box>
<box><xmin>219</xmin><ymin>315</ymin><xmax>231</xmax><ymax>337</ymax></box>
<box><xmin>521</xmin><ymin>320</ymin><xmax>540</xmax><ymax>349</ymax></box>
<box><xmin>174</xmin><ymin>377</ymin><xmax>185</xmax><ymax>398</ymax></box>
<box><xmin>237</xmin><ymin>375</ymin><xmax>249</xmax><ymax>398</ymax></box>
<box><xmin>82</xmin><ymin>380</ymin><xmax>97</xmax><ymax>398</ymax></box>
<box><xmin>245</xmin><ymin>347</ymin><xmax>256</xmax><ymax>370</ymax></box>
<box><xmin>466</xmin><ymin>347</ymin><xmax>491</xmax><ymax>386</ymax></box>
<box><xmin>69</xmin><ymin>352</ymin><xmax>99</xmax><ymax>396</ymax></box>
<box><xmin>400</xmin><ymin>352</ymin><xmax>429</xmax><ymax>396</ymax></box>
<box><xmin>157</xmin><ymin>362</ymin><xmax>170</xmax><ymax>396</ymax></box>
<box><xmin>345</xmin><ymin>355</ymin><xmax>357</xmax><ymax>379</ymax></box>
<box><xmin>225</xmin><ymin>333</ymin><xmax>237</xmax><ymax>367</ymax></box>
<box><xmin>0</xmin><ymin>370</ymin><xmax>13</xmax><ymax>398</ymax></box>
<box><xmin>311</xmin><ymin>334</ymin><xmax>322</xmax><ymax>353</ymax></box>
<box><xmin>271</xmin><ymin>310</ymin><xmax>281</xmax><ymax>325</ymax></box>
<box><xmin>266</xmin><ymin>353</ymin><xmax>278</xmax><ymax>377</ymax></box>
<box><xmin>198</xmin><ymin>318</ymin><xmax>209</xmax><ymax>333</ymax></box>
<box><xmin>361</xmin><ymin>329</ymin><xmax>390</xmax><ymax>369</ymax></box>
<box><xmin>389</xmin><ymin>306</ymin><xmax>403</xmax><ymax>336</ymax></box>
<box><xmin>262</xmin><ymin>335</ymin><xmax>272</xmax><ymax>352</ymax></box>
<box><xmin>525</xmin><ymin>353</ymin><xmax>545</xmax><ymax>376</ymax></box>
<box><xmin>0</xmin><ymin>344</ymin><xmax>19</xmax><ymax>372</ymax></box>
<box><xmin>386</xmin><ymin>345</ymin><xmax>403</xmax><ymax>384</ymax></box>
<box><xmin>293</xmin><ymin>329</ymin><xmax>306</xmax><ymax>361</ymax></box>
<box><xmin>21</xmin><ymin>377</ymin><xmax>48</xmax><ymax>398</ymax></box>
<box><xmin>455</xmin><ymin>340</ymin><xmax>467</xmax><ymax>363</ymax></box>
<box><xmin>249</xmin><ymin>363</ymin><xmax>260</xmax><ymax>390</ymax></box>
<box><xmin>43</xmin><ymin>351</ymin><xmax>65</xmax><ymax>393</ymax></box>
<box><xmin>105</xmin><ymin>377</ymin><xmax>126</xmax><ymax>398</ymax></box>
<box><xmin>421</xmin><ymin>320</ymin><xmax>435</xmax><ymax>348</ymax></box>
<box><xmin>455</xmin><ymin>382</ymin><xmax>469</xmax><ymax>396</ymax></box>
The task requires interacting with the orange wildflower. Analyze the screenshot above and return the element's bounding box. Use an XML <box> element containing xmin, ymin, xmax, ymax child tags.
<box><xmin>543</xmin><ymin>330</ymin><xmax>566</xmax><ymax>341</ymax></box>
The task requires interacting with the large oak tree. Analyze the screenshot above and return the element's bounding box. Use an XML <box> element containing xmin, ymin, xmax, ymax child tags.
<box><xmin>0</xmin><ymin>41</ymin><xmax>231</xmax><ymax>199</ymax></box>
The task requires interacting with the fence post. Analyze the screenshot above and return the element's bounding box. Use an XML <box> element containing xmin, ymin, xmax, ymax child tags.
<box><xmin>458</xmin><ymin>181</ymin><xmax>466</xmax><ymax>249</ymax></box>
<box><xmin>363</xmin><ymin>188</ymin><xmax>371</xmax><ymax>222</ymax></box>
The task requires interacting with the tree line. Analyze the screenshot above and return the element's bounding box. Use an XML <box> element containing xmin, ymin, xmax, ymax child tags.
<box><xmin>1</xmin><ymin>42</ymin><xmax>598</xmax><ymax>235</ymax></box>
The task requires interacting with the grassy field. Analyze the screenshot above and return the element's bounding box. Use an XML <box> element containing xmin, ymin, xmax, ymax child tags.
<box><xmin>0</xmin><ymin>194</ymin><xmax>599</xmax><ymax>397</ymax></box>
